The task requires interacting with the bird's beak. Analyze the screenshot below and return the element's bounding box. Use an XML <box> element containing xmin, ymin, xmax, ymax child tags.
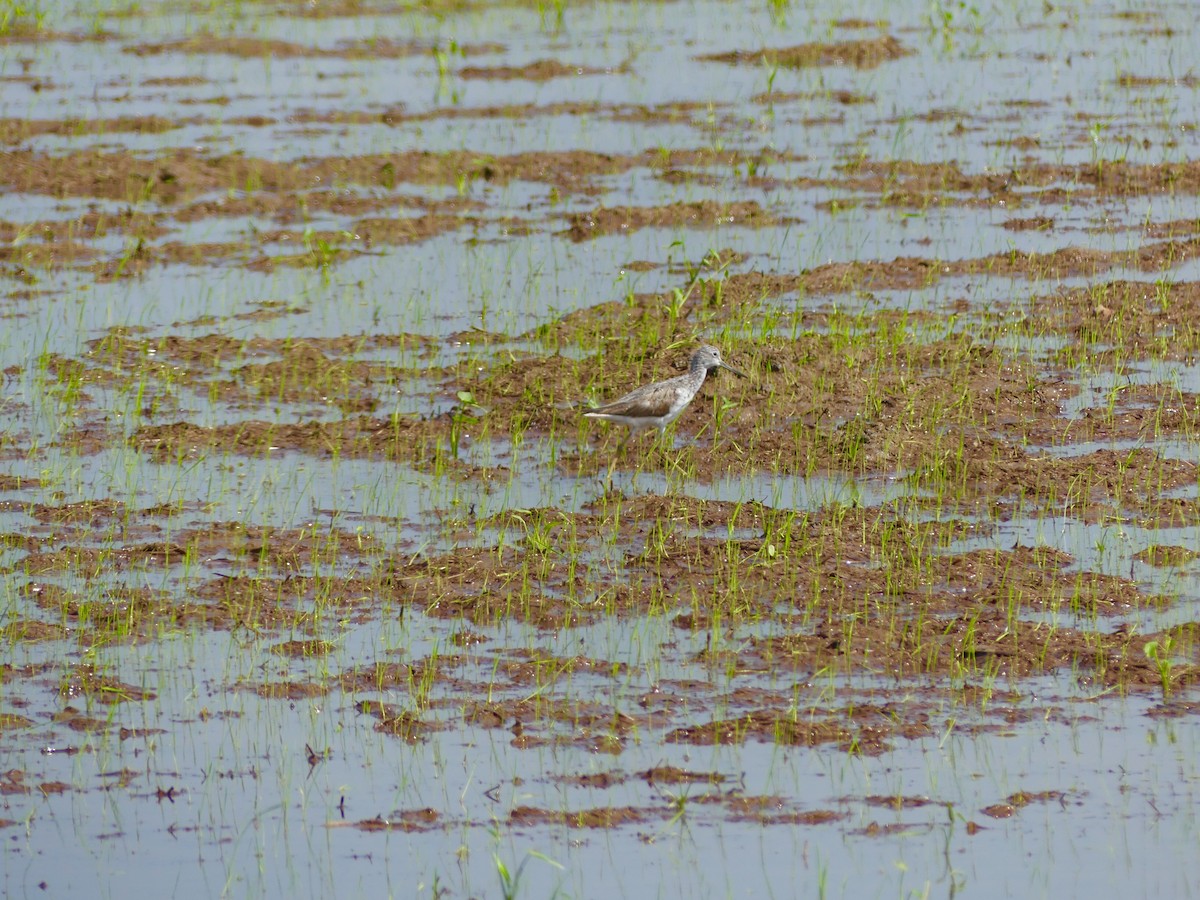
<box><xmin>719</xmin><ymin>361</ymin><xmax>747</xmax><ymax>379</ymax></box>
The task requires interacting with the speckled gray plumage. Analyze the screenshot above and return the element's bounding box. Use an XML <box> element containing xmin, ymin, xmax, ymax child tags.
<box><xmin>583</xmin><ymin>345</ymin><xmax>746</xmax><ymax>434</ymax></box>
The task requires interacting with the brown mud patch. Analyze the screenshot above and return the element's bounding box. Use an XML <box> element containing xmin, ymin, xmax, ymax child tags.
<box><xmin>738</xmin><ymin>609</ymin><xmax>1178</xmax><ymax>688</ymax></box>
<box><xmin>1002</xmin><ymin>215</ymin><xmax>1055</xmax><ymax>232</ymax></box>
<box><xmin>1</xmin><ymin>619</ymin><xmax>67</xmax><ymax>642</ymax></box>
<box><xmin>0</xmin><ymin>116</ymin><xmax>196</xmax><ymax>143</ymax></box>
<box><xmin>0</xmin><ymin>474</ymin><xmax>38</xmax><ymax>491</ymax></box>
<box><xmin>1134</xmin><ymin>545</ymin><xmax>1199</xmax><ymax>567</ymax></box>
<box><xmin>468</xmin><ymin>697</ymin><xmax>635</xmax><ymax>745</ymax></box>
<box><xmin>129</xmin><ymin>416</ymin><xmax>485</xmax><ymax>475</ymax></box>
<box><xmin>1029</xmin><ymin>279</ymin><xmax>1200</xmax><ymax>362</ymax></box>
<box><xmin>759</xmin><ymin>158</ymin><xmax>1200</xmax><ymax>213</ymax></box>
<box><xmin>565</xmin><ymin>200</ymin><xmax>785</xmax><ymax>241</ymax></box>
<box><xmin>169</xmin><ymin>190</ymin><xmax>478</xmax><ymax>226</ymax></box>
<box><xmin>863</xmin><ymin>794</ymin><xmax>938</xmax><ymax>810</ymax></box>
<box><xmin>507</xmin><ymin>804</ymin><xmax>657</xmax><ymax>828</ymax></box>
<box><xmin>0</xmin><ymin>27</ymin><xmax>108</xmax><ymax>45</ymax></box>
<box><xmin>86</xmin><ymin>331</ymin><xmax>434</xmax><ymax>369</ymax></box>
<box><xmin>0</xmin><ymin>147</ymin><xmax>782</xmax><ymax>206</ymax></box>
<box><xmin>666</xmin><ymin>711</ymin><xmax>895</xmax><ymax>754</ymax></box>
<box><xmin>350</xmin><ymin>809</ymin><xmax>441</xmax><ymax>832</ymax></box>
<box><xmin>641</xmin><ymin>766</ymin><xmax>727</xmax><ymax>785</ymax></box>
<box><xmin>459</xmin><ymin>59</ymin><xmax>612</xmax><ymax>80</ymax></box>
<box><xmin>556</xmin><ymin>771</ymin><xmax>625</xmax><ymax>788</ymax></box>
<box><xmin>81</xmin><ymin>222</ymin><xmax>468</xmax><ymax>280</ymax></box>
<box><xmin>1116</xmin><ymin>73</ymin><xmax>1200</xmax><ymax>89</ymax></box>
<box><xmin>269</xmin><ymin>639</ymin><xmax>335</xmax><ymax>658</ymax></box>
<box><xmin>701</xmin><ymin>36</ymin><xmax>912</xmax><ymax>70</ymax></box>
<box><xmin>355</xmin><ymin>701</ymin><xmax>446</xmax><ymax>743</ymax></box>
<box><xmin>796</xmin><ymin>236</ymin><xmax>1200</xmax><ymax>293</ymax></box>
<box><xmin>0</xmin><ymin>713</ymin><xmax>35</xmax><ymax>732</ymax></box>
<box><xmin>248</xmin><ymin>681</ymin><xmax>331</xmax><ymax>700</ymax></box>
<box><xmin>125</xmin><ymin>35</ymin><xmax>503</xmax><ymax>60</ymax></box>
<box><xmin>750</xmin><ymin>88</ymin><xmax>874</xmax><ymax>106</ymax></box>
<box><xmin>981</xmin><ymin>790</ymin><xmax>1069</xmax><ymax>819</ymax></box>
<box><xmin>0</xmin><ymin>770</ymin><xmax>71</xmax><ymax>797</ymax></box>
<box><xmin>744</xmin><ymin>808</ymin><xmax>845</xmax><ymax>826</ymax></box>
<box><xmin>0</xmin><ymin>212</ymin><xmax>168</xmax><ymax>247</ymax></box>
<box><xmin>56</xmin><ymin>668</ymin><xmax>157</xmax><ymax>704</ymax></box>
<box><xmin>53</xmin><ymin>707</ymin><xmax>112</xmax><ymax>733</ymax></box>
<box><xmin>282</xmin><ymin>98</ymin><xmax>731</xmax><ymax>128</ymax></box>
<box><xmin>23</xmin><ymin>583</ymin><xmax>219</xmax><ymax>644</ymax></box>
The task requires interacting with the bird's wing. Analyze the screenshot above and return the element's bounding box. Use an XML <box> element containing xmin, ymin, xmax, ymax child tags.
<box><xmin>587</xmin><ymin>382</ymin><xmax>678</xmax><ymax>418</ymax></box>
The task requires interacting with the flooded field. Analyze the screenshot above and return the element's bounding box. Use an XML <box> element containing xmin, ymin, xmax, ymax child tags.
<box><xmin>3</xmin><ymin>0</ymin><xmax>1200</xmax><ymax>896</ymax></box>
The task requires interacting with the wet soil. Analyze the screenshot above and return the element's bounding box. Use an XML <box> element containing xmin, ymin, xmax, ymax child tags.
<box><xmin>700</xmin><ymin>36</ymin><xmax>912</xmax><ymax>69</ymax></box>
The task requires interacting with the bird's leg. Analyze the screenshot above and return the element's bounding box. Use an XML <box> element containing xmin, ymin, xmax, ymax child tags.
<box><xmin>602</xmin><ymin>429</ymin><xmax>634</xmax><ymax>481</ymax></box>
<box><xmin>649</xmin><ymin>426</ymin><xmax>672</xmax><ymax>464</ymax></box>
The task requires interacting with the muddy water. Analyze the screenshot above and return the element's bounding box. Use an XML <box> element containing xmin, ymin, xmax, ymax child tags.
<box><xmin>3</xmin><ymin>0</ymin><xmax>1200</xmax><ymax>897</ymax></box>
